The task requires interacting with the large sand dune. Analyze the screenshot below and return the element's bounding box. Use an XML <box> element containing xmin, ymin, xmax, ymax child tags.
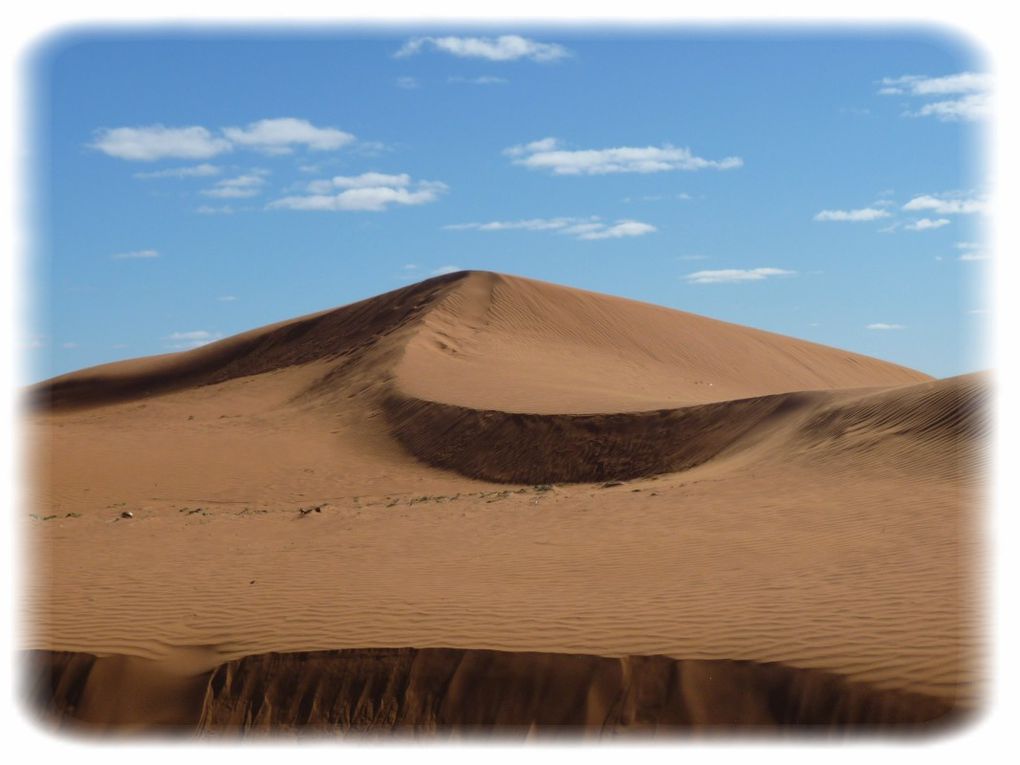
<box><xmin>23</xmin><ymin>271</ymin><xmax>987</xmax><ymax>735</ymax></box>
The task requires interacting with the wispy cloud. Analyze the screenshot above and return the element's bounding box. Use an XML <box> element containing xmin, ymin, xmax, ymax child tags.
<box><xmin>956</xmin><ymin>241</ymin><xmax>991</xmax><ymax>261</ymax></box>
<box><xmin>448</xmin><ymin>75</ymin><xmax>509</xmax><ymax>85</ymax></box>
<box><xmin>111</xmin><ymin>249</ymin><xmax>159</xmax><ymax>259</ymax></box>
<box><xmin>912</xmin><ymin>94</ymin><xmax>991</xmax><ymax>122</ymax></box>
<box><xmin>623</xmin><ymin>193</ymin><xmax>693</xmax><ymax>203</ymax></box>
<box><xmin>395</xmin><ymin>76</ymin><xmax>419</xmax><ymax>89</ymax></box>
<box><xmin>201</xmin><ymin>172</ymin><xmax>269</xmax><ymax>199</ymax></box>
<box><xmin>444</xmin><ymin>216</ymin><xmax>656</xmax><ymax>240</ymax></box>
<box><xmin>269</xmin><ymin>173</ymin><xmax>447</xmax><ymax>212</ymax></box>
<box><xmin>904</xmin><ymin>218</ymin><xmax>951</xmax><ymax>231</ymax></box>
<box><xmin>396</xmin><ymin>35</ymin><xmax>569</xmax><ymax>63</ymax></box>
<box><xmin>866</xmin><ymin>323</ymin><xmax>905</xmax><ymax>330</ymax></box>
<box><xmin>167</xmin><ymin>330</ymin><xmax>223</xmax><ymax>349</ymax></box>
<box><xmin>505</xmin><ymin>138</ymin><xmax>742</xmax><ymax>175</ymax></box>
<box><xmin>195</xmin><ymin>204</ymin><xmax>236</xmax><ymax>215</ymax></box>
<box><xmin>879</xmin><ymin>72</ymin><xmax>991</xmax><ymax>96</ymax></box>
<box><xmin>567</xmin><ymin>220</ymin><xmax>657</xmax><ymax>240</ymax></box>
<box><xmin>878</xmin><ymin>72</ymin><xmax>992</xmax><ymax>122</ymax></box>
<box><xmin>217</xmin><ymin>295</ymin><xmax>239</xmax><ymax>302</ymax></box>
<box><xmin>305</xmin><ymin>172</ymin><xmax>413</xmax><ymax>193</ymax></box>
<box><xmin>133</xmin><ymin>163</ymin><xmax>222</xmax><ymax>179</ymax></box>
<box><xmin>814</xmin><ymin>207</ymin><xmax>891</xmax><ymax>222</ymax></box>
<box><xmin>902</xmin><ymin>193</ymin><xmax>989</xmax><ymax>216</ymax></box>
<box><xmin>684</xmin><ymin>268</ymin><xmax>796</xmax><ymax>284</ymax></box>
<box><xmin>431</xmin><ymin>265</ymin><xmax>462</xmax><ymax>276</ymax></box>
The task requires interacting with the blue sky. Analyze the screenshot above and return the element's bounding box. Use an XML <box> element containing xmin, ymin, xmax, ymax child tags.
<box><xmin>26</xmin><ymin>28</ymin><xmax>990</xmax><ymax>382</ymax></box>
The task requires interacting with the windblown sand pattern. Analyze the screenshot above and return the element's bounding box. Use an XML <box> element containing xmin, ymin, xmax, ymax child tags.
<box><xmin>23</xmin><ymin>271</ymin><xmax>987</xmax><ymax>735</ymax></box>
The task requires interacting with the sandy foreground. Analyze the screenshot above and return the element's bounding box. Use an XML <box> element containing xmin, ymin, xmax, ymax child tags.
<box><xmin>22</xmin><ymin>271</ymin><xmax>988</xmax><ymax>736</ymax></box>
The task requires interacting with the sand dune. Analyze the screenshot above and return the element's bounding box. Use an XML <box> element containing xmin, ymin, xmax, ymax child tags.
<box><xmin>23</xmin><ymin>271</ymin><xmax>987</xmax><ymax>734</ymax></box>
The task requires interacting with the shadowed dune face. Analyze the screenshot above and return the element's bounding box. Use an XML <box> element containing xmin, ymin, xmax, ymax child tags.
<box><xmin>384</xmin><ymin>374</ymin><xmax>988</xmax><ymax>484</ymax></box>
<box><xmin>29</xmin><ymin>271</ymin><xmax>467</xmax><ymax>411</ymax></box>
<box><xmin>26</xmin><ymin>648</ymin><xmax>958</xmax><ymax>736</ymax></box>
<box><xmin>24</xmin><ymin>271</ymin><xmax>987</xmax><ymax>734</ymax></box>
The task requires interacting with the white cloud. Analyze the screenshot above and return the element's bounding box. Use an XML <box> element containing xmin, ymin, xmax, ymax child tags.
<box><xmin>569</xmin><ymin>220</ymin><xmax>656</xmax><ymax>240</ymax></box>
<box><xmin>396</xmin><ymin>76</ymin><xmax>419</xmax><ymax>89</ymax></box>
<box><xmin>308</xmin><ymin>172</ymin><xmax>412</xmax><ymax>192</ymax></box>
<box><xmin>445</xmin><ymin>216</ymin><xmax>581</xmax><ymax>232</ymax></box>
<box><xmin>902</xmin><ymin>194</ymin><xmax>988</xmax><ymax>215</ymax></box>
<box><xmin>814</xmin><ymin>207</ymin><xmax>891</xmax><ymax>222</ymax></box>
<box><xmin>95</xmin><ymin>118</ymin><xmax>358</xmax><ymax>161</ymax></box>
<box><xmin>448</xmin><ymin>75</ymin><xmax>509</xmax><ymax>85</ymax></box>
<box><xmin>955</xmin><ymin>241</ymin><xmax>991</xmax><ymax>261</ymax></box>
<box><xmin>222</xmin><ymin>118</ymin><xmax>356</xmax><ymax>154</ymax></box>
<box><xmin>879</xmin><ymin>72</ymin><xmax>992</xmax><ymax>122</ymax></box>
<box><xmin>684</xmin><ymin>268</ymin><xmax>796</xmax><ymax>284</ymax></box>
<box><xmin>624</xmin><ymin>192</ymin><xmax>693</xmax><ymax>203</ymax></box>
<box><xmin>880</xmin><ymin>72</ymin><xmax>991</xmax><ymax>96</ymax></box>
<box><xmin>195</xmin><ymin>204</ymin><xmax>236</xmax><ymax>215</ymax></box>
<box><xmin>169</xmin><ymin>330</ymin><xmax>215</xmax><ymax>340</ymax></box>
<box><xmin>269</xmin><ymin>175</ymin><xmax>447</xmax><ymax>212</ymax></box>
<box><xmin>91</xmin><ymin>125</ymin><xmax>232</xmax><ymax>161</ymax></box>
<box><xmin>503</xmin><ymin>137</ymin><xmax>561</xmax><ymax>157</ymax></box>
<box><xmin>133</xmin><ymin>163</ymin><xmax>222</xmax><ymax>179</ymax></box>
<box><xmin>167</xmin><ymin>330</ymin><xmax>223</xmax><ymax>349</ymax></box>
<box><xmin>866</xmin><ymin>323</ymin><xmax>905</xmax><ymax>330</ymax></box>
<box><xmin>506</xmin><ymin>138</ymin><xmax>743</xmax><ymax>175</ymax></box>
<box><xmin>444</xmin><ymin>216</ymin><xmax>656</xmax><ymax>240</ymax></box>
<box><xmin>430</xmin><ymin>265</ymin><xmax>462</xmax><ymax>276</ymax></box>
<box><xmin>904</xmin><ymin>218</ymin><xmax>951</xmax><ymax>231</ymax></box>
<box><xmin>111</xmin><ymin>249</ymin><xmax>159</xmax><ymax>260</ymax></box>
<box><xmin>202</xmin><ymin>173</ymin><xmax>269</xmax><ymax>199</ymax></box>
<box><xmin>912</xmin><ymin>93</ymin><xmax>991</xmax><ymax>122</ymax></box>
<box><xmin>396</xmin><ymin>35</ymin><xmax>569</xmax><ymax>63</ymax></box>
<box><xmin>217</xmin><ymin>295</ymin><xmax>238</xmax><ymax>302</ymax></box>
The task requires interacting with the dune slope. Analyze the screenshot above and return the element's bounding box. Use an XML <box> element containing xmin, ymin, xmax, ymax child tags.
<box><xmin>24</xmin><ymin>271</ymin><xmax>985</xmax><ymax>734</ymax></box>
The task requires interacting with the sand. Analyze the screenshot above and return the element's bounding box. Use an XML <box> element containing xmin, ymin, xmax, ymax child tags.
<box><xmin>22</xmin><ymin>271</ymin><xmax>988</xmax><ymax>735</ymax></box>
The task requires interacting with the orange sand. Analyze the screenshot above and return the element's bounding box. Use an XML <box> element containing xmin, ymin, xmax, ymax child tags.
<box><xmin>23</xmin><ymin>272</ymin><xmax>987</xmax><ymax>733</ymax></box>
